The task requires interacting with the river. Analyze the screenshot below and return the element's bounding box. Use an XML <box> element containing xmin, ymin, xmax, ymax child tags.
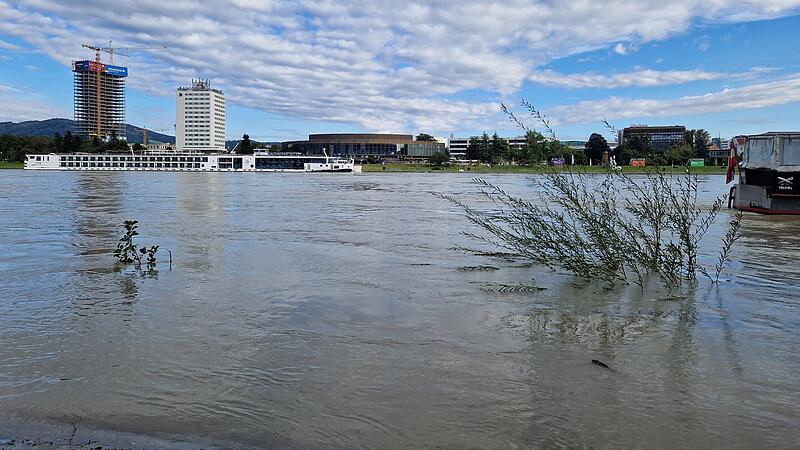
<box><xmin>0</xmin><ymin>171</ymin><xmax>798</xmax><ymax>448</ymax></box>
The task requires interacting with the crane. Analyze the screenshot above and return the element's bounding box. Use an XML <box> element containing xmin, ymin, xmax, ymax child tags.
<box><xmin>81</xmin><ymin>41</ymin><xmax>167</xmax><ymax>139</ymax></box>
<box><xmin>140</xmin><ymin>125</ymin><xmax>174</xmax><ymax>146</ymax></box>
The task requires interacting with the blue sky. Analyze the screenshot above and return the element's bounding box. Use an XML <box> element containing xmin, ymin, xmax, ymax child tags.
<box><xmin>1</xmin><ymin>0</ymin><xmax>799</xmax><ymax>142</ymax></box>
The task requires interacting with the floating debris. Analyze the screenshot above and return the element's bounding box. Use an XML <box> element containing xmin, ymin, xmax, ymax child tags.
<box><xmin>457</xmin><ymin>265</ymin><xmax>500</xmax><ymax>272</ymax></box>
<box><xmin>480</xmin><ymin>283</ymin><xmax>545</xmax><ymax>293</ymax></box>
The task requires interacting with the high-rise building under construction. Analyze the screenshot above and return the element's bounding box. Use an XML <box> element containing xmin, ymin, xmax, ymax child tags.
<box><xmin>72</xmin><ymin>60</ymin><xmax>128</xmax><ymax>140</ymax></box>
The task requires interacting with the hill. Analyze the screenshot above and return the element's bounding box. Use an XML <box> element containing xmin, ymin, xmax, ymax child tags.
<box><xmin>0</xmin><ymin>119</ymin><xmax>175</xmax><ymax>144</ymax></box>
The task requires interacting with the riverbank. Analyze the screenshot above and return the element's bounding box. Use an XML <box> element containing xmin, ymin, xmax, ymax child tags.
<box><xmin>362</xmin><ymin>163</ymin><xmax>728</xmax><ymax>174</ymax></box>
<box><xmin>0</xmin><ymin>161</ymin><xmax>23</xmax><ymax>169</ymax></box>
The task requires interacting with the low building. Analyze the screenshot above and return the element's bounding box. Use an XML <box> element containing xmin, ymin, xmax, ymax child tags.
<box><xmin>285</xmin><ymin>133</ymin><xmax>446</xmax><ymax>160</ymax></box>
<box><xmin>447</xmin><ymin>135</ymin><xmax>539</xmax><ymax>159</ymax></box>
<box><xmin>619</xmin><ymin>125</ymin><xmax>686</xmax><ymax>151</ymax></box>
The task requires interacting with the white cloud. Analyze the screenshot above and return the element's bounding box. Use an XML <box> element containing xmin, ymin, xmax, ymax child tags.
<box><xmin>0</xmin><ymin>88</ymin><xmax>68</xmax><ymax>121</ymax></box>
<box><xmin>613</xmin><ymin>43</ymin><xmax>629</xmax><ymax>55</ymax></box>
<box><xmin>0</xmin><ymin>0</ymin><xmax>799</xmax><ymax>133</ymax></box>
<box><xmin>694</xmin><ymin>35</ymin><xmax>711</xmax><ymax>52</ymax></box>
<box><xmin>0</xmin><ymin>38</ymin><xmax>20</xmax><ymax>50</ymax></box>
<box><xmin>529</xmin><ymin>69</ymin><xmax>729</xmax><ymax>89</ymax></box>
<box><xmin>0</xmin><ymin>84</ymin><xmax>23</xmax><ymax>93</ymax></box>
<box><xmin>528</xmin><ymin>67</ymin><xmax>780</xmax><ymax>89</ymax></box>
<box><xmin>550</xmin><ymin>75</ymin><xmax>800</xmax><ymax>124</ymax></box>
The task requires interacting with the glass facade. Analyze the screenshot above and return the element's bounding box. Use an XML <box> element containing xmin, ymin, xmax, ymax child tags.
<box><xmin>621</xmin><ymin>126</ymin><xmax>686</xmax><ymax>151</ymax></box>
<box><xmin>405</xmin><ymin>142</ymin><xmax>446</xmax><ymax>157</ymax></box>
<box><xmin>290</xmin><ymin>142</ymin><xmax>400</xmax><ymax>157</ymax></box>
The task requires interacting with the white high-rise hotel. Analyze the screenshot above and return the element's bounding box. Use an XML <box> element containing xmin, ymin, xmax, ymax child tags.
<box><xmin>176</xmin><ymin>79</ymin><xmax>225</xmax><ymax>152</ymax></box>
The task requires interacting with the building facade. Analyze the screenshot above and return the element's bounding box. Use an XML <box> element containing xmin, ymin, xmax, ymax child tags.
<box><xmin>286</xmin><ymin>133</ymin><xmax>445</xmax><ymax>159</ymax></box>
<box><xmin>176</xmin><ymin>80</ymin><xmax>226</xmax><ymax>153</ymax></box>
<box><xmin>619</xmin><ymin>125</ymin><xmax>686</xmax><ymax>151</ymax></box>
<box><xmin>448</xmin><ymin>136</ymin><xmax>552</xmax><ymax>159</ymax></box>
<box><xmin>72</xmin><ymin>60</ymin><xmax>128</xmax><ymax>140</ymax></box>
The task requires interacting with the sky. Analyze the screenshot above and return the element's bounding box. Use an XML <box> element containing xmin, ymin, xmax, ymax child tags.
<box><xmin>1</xmin><ymin>0</ymin><xmax>800</xmax><ymax>143</ymax></box>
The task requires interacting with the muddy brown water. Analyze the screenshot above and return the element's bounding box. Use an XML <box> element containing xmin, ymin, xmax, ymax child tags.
<box><xmin>1</xmin><ymin>171</ymin><xmax>798</xmax><ymax>448</ymax></box>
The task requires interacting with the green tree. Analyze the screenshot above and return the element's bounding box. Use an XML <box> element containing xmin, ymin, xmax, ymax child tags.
<box><xmin>466</xmin><ymin>136</ymin><xmax>479</xmax><ymax>160</ymax></box>
<box><xmin>626</xmin><ymin>134</ymin><xmax>655</xmax><ymax>159</ymax></box>
<box><xmin>490</xmin><ymin>133</ymin><xmax>509</xmax><ymax>164</ymax></box>
<box><xmin>521</xmin><ymin>130</ymin><xmax>547</xmax><ymax>164</ymax></box>
<box><xmin>132</xmin><ymin>143</ymin><xmax>144</xmax><ymax>152</ymax></box>
<box><xmin>238</xmin><ymin>134</ymin><xmax>253</xmax><ymax>155</ymax></box>
<box><xmin>694</xmin><ymin>129</ymin><xmax>710</xmax><ymax>159</ymax></box>
<box><xmin>467</xmin><ymin>132</ymin><xmax>493</xmax><ymax>163</ymax></box>
<box><xmin>52</xmin><ymin>133</ymin><xmax>64</xmax><ymax>153</ymax></box>
<box><xmin>614</xmin><ymin>144</ymin><xmax>635</xmax><ymax>166</ymax></box>
<box><xmin>668</xmin><ymin>143</ymin><xmax>695</xmax><ymax>165</ymax></box>
<box><xmin>63</xmin><ymin>131</ymin><xmax>81</xmax><ymax>153</ymax></box>
<box><xmin>584</xmin><ymin>133</ymin><xmax>610</xmax><ymax>165</ymax></box>
<box><xmin>0</xmin><ymin>135</ymin><xmax>50</xmax><ymax>162</ymax></box>
<box><xmin>429</xmin><ymin>151</ymin><xmax>449</xmax><ymax>167</ymax></box>
<box><xmin>415</xmin><ymin>133</ymin><xmax>435</xmax><ymax>141</ymax></box>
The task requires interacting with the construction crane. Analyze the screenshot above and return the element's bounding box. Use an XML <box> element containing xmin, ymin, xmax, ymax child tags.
<box><xmin>140</xmin><ymin>125</ymin><xmax>173</xmax><ymax>146</ymax></box>
<box><xmin>81</xmin><ymin>41</ymin><xmax>167</xmax><ymax>139</ymax></box>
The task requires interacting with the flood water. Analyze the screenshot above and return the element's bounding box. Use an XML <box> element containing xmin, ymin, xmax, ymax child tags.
<box><xmin>0</xmin><ymin>170</ymin><xmax>799</xmax><ymax>448</ymax></box>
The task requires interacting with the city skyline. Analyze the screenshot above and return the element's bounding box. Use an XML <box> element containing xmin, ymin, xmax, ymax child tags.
<box><xmin>1</xmin><ymin>1</ymin><xmax>800</xmax><ymax>142</ymax></box>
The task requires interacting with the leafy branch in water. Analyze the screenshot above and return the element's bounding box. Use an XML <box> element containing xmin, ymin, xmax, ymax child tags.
<box><xmin>440</xmin><ymin>100</ymin><xmax>742</xmax><ymax>289</ymax></box>
<box><xmin>113</xmin><ymin>220</ymin><xmax>160</xmax><ymax>271</ymax></box>
<box><xmin>699</xmin><ymin>210</ymin><xmax>743</xmax><ymax>283</ymax></box>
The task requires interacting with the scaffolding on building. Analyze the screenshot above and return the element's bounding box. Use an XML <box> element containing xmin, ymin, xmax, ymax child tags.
<box><xmin>72</xmin><ymin>60</ymin><xmax>127</xmax><ymax>140</ymax></box>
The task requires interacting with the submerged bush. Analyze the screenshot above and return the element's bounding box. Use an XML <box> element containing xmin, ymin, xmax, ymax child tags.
<box><xmin>441</xmin><ymin>169</ymin><xmax>742</xmax><ymax>288</ymax></box>
<box><xmin>114</xmin><ymin>220</ymin><xmax>159</xmax><ymax>270</ymax></box>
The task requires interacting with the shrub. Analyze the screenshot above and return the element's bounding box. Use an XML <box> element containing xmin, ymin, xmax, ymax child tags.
<box><xmin>114</xmin><ymin>220</ymin><xmax>159</xmax><ymax>270</ymax></box>
<box><xmin>441</xmin><ymin>168</ymin><xmax>741</xmax><ymax>288</ymax></box>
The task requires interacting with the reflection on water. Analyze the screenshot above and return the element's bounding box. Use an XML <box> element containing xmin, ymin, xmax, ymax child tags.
<box><xmin>0</xmin><ymin>171</ymin><xmax>799</xmax><ymax>448</ymax></box>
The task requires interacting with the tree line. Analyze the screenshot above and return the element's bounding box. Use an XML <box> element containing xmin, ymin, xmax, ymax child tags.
<box><xmin>608</xmin><ymin>128</ymin><xmax>712</xmax><ymax>166</ymax></box>
<box><xmin>460</xmin><ymin>128</ymin><xmax>712</xmax><ymax>167</ymax></box>
<box><xmin>465</xmin><ymin>131</ymin><xmax>586</xmax><ymax>165</ymax></box>
<box><xmin>1</xmin><ymin>131</ymin><xmax>133</xmax><ymax>162</ymax></box>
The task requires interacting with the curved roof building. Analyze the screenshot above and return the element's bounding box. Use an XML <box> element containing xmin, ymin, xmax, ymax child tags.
<box><xmin>286</xmin><ymin>133</ymin><xmax>445</xmax><ymax>158</ymax></box>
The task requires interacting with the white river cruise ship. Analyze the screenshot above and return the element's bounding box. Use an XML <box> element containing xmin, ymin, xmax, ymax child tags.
<box><xmin>24</xmin><ymin>152</ymin><xmax>361</xmax><ymax>173</ymax></box>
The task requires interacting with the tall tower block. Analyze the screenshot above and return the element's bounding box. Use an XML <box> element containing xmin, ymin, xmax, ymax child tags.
<box><xmin>176</xmin><ymin>79</ymin><xmax>226</xmax><ymax>153</ymax></box>
<box><xmin>72</xmin><ymin>60</ymin><xmax>128</xmax><ymax>140</ymax></box>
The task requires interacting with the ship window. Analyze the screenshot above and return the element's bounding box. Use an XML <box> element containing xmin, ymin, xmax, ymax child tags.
<box><xmin>780</xmin><ymin>138</ymin><xmax>800</xmax><ymax>166</ymax></box>
<box><xmin>36</xmin><ymin>156</ymin><xmax>41</xmax><ymax>161</ymax></box>
<box><xmin>747</xmin><ymin>138</ymin><xmax>772</xmax><ymax>164</ymax></box>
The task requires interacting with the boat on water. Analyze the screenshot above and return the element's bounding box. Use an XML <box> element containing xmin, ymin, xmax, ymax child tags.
<box><xmin>24</xmin><ymin>151</ymin><xmax>362</xmax><ymax>173</ymax></box>
<box><xmin>732</xmin><ymin>132</ymin><xmax>800</xmax><ymax>214</ymax></box>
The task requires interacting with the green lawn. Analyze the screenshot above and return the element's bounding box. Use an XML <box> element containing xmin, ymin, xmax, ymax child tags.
<box><xmin>362</xmin><ymin>163</ymin><xmax>728</xmax><ymax>174</ymax></box>
<box><xmin>0</xmin><ymin>161</ymin><xmax>24</xmax><ymax>169</ymax></box>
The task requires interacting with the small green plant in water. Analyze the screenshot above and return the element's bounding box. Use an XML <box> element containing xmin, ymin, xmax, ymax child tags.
<box><xmin>114</xmin><ymin>220</ymin><xmax>159</xmax><ymax>270</ymax></box>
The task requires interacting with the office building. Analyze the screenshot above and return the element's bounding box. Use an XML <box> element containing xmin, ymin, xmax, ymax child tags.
<box><xmin>619</xmin><ymin>125</ymin><xmax>686</xmax><ymax>151</ymax></box>
<box><xmin>176</xmin><ymin>79</ymin><xmax>226</xmax><ymax>153</ymax></box>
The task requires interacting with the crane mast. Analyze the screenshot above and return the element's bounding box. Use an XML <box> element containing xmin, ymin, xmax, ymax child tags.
<box><xmin>79</xmin><ymin>42</ymin><xmax>166</xmax><ymax>139</ymax></box>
